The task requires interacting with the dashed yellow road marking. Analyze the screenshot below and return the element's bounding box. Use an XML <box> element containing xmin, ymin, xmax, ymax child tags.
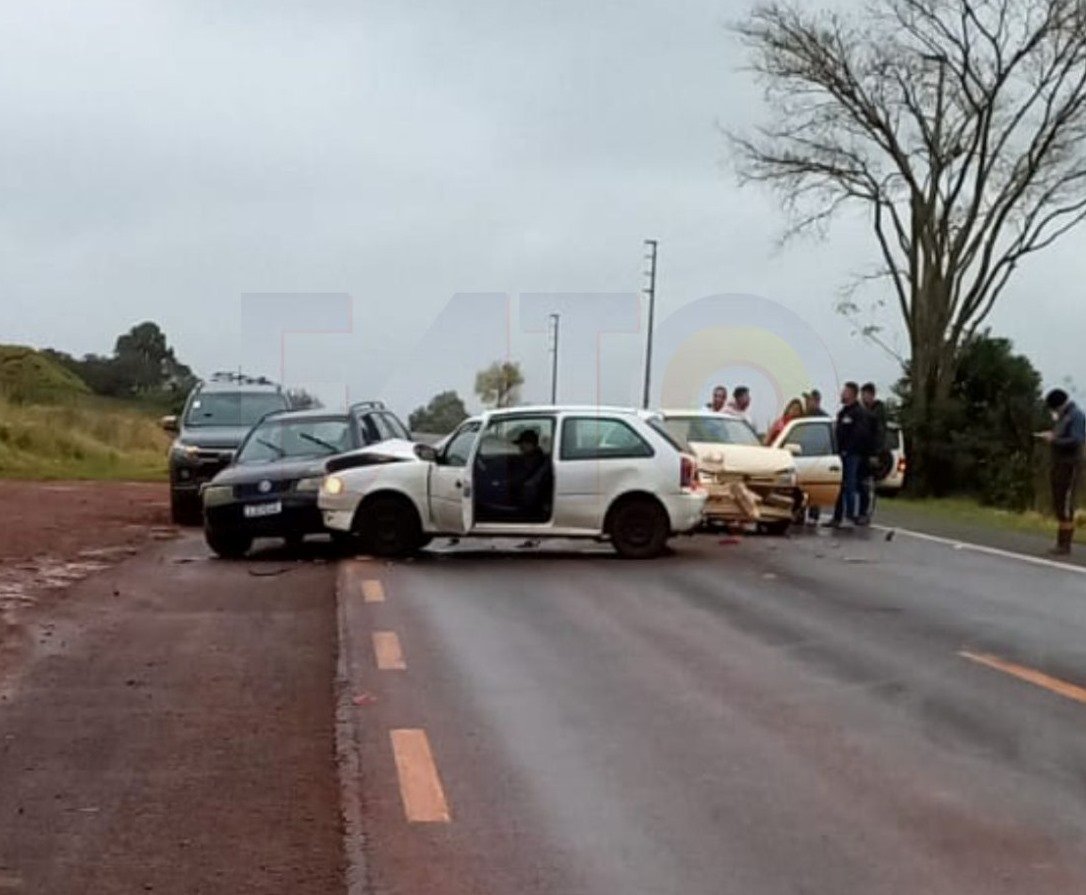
<box><xmin>361</xmin><ymin>579</ymin><xmax>385</xmax><ymax>603</ymax></box>
<box><xmin>373</xmin><ymin>631</ymin><xmax>406</xmax><ymax>670</ymax></box>
<box><xmin>390</xmin><ymin>729</ymin><xmax>450</xmax><ymax>822</ymax></box>
<box><xmin>959</xmin><ymin>650</ymin><xmax>1086</xmax><ymax>705</ymax></box>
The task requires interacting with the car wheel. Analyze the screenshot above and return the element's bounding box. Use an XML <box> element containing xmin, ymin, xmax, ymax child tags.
<box><xmin>170</xmin><ymin>490</ymin><xmax>202</xmax><ymax>526</ymax></box>
<box><xmin>205</xmin><ymin>528</ymin><xmax>253</xmax><ymax>559</ymax></box>
<box><xmin>355</xmin><ymin>496</ymin><xmax>423</xmax><ymax>558</ymax></box>
<box><xmin>609</xmin><ymin>498</ymin><xmax>669</xmax><ymax>559</ymax></box>
<box><xmin>330</xmin><ymin>531</ymin><xmax>361</xmax><ymax>556</ymax></box>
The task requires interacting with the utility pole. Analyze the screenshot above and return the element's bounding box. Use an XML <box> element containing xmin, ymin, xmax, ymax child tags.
<box><xmin>641</xmin><ymin>239</ymin><xmax>658</xmax><ymax>409</ymax></box>
<box><xmin>549</xmin><ymin>313</ymin><xmax>560</xmax><ymax>404</ymax></box>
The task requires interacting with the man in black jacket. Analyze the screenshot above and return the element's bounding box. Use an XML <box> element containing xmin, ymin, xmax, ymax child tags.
<box><xmin>826</xmin><ymin>382</ymin><xmax>874</xmax><ymax>528</ymax></box>
<box><xmin>1041</xmin><ymin>389</ymin><xmax>1085</xmax><ymax>555</ymax></box>
<box><xmin>857</xmin><ymin>382</ymin><xmax>888</xmax><ymax>524</ymax></box>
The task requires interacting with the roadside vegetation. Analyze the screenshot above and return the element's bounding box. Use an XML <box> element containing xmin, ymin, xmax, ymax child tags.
<box><xmin>887</xmin><ymin>497</ymin><xmax>1086</xmax><ymax>545</ymax></box>
<box><xmin>0</xmin><ymin>344</ymin><xmax>169</xmax><ymax>481</ymax></box>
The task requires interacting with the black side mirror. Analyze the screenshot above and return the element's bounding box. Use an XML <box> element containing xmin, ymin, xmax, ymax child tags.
<box><xmin>414</xmin><ymin>443</ymin><xmax>438</xmax><ymax>463</ymax></box>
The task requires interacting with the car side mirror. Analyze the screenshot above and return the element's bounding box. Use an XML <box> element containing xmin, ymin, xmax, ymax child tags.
<box><xmin>161</xmin><ymin>415</ymin><xmax>179</xmax><ymax>434</ymax></box>
<box><xmin>785</xmin><ymin>443</ymin><xmax>803</xmax><ymax>456</ymax></box>
<box><xmin>414</xmin><ymin>443</ymin><xmax>438</xmax><ymax>463</ymax></box>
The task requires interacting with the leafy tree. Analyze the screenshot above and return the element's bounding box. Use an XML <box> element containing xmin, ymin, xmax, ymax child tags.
<box><xmin>408</xmin><ymin>390</ymin><xmax>469</xmax><ymax>434</ymax></box>
<box><xmin>43</xmin><ymin>322</ymin><xmax>196</xmax><ymax>411</ymax></box>
<box><xmin>732</xmin><ymin>0</ymin><xmax>1086</xmax><ymax>492</ymax></box>
<box><xmin>474</xmin><ymin>361</ymin><xmax>524</xmax><ymax>408</ymax></box>
<box><xmin>895</xmin><ymin>332</ymin><xmax>1045</xmax><ymax>507</ymax></box>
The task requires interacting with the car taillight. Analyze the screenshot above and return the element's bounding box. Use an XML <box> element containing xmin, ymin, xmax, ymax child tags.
<box><xmin>681</xmin><ymin>455</ymin><xmax>700</xmax><ymax>490</ymax></box>
<box><xmin>897</xmin><ymin>457</ymin><xmax>907</xmax><ymax>473</ymax></box>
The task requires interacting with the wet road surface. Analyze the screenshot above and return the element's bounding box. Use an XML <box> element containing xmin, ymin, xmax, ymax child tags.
<box><xmin>4</xmin><ymin>526</ymin><xmax>1086</xmax><ymax>893</ymax></box>
<box><xmin>339</xmin><ymin>529</ymin><xmax>1086</xmax><ymax>894</ymax></box>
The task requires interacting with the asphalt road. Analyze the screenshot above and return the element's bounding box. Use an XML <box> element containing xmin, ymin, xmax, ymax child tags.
<box><xmin>340</xmin><ymin>529</ymin><xmax>1086</xmax><ymax>895</ymax></box>
<box><xmin>5</xmin><ymin>526</ymin><xmax>1086</xmax><ymax>893</ymax></box>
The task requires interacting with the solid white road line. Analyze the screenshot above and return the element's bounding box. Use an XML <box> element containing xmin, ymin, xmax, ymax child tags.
<box><xmin>875</xmin><ymin>525</ymin><xmax>1086</xmax><ymax>576</ymax></box>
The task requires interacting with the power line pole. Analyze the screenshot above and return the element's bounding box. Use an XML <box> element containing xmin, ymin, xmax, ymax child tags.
<box><xmin>641</xmin><ymin>239</ymin><xmax>658</xmax><ymax>409</ymax></box>
<box><xmin>549</xmin><ymin>313</ymin><xmax>560</xmax><ymax>404</ymax></box>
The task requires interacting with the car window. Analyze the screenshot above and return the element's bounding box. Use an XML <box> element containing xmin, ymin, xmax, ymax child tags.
<box><xmin>185</xmin><ymin>392</ymin><xmax>288</xmax><ymax>428</ymax></box>
<box><xmin>442</xmin><ymin>422</ymin><xmax>480</xmax><ymax>467</ymax></box>
<box><xmin>783</xmin><ymin>421</ymin><xmax>834</xmax><ymax>456</ymax></box>
<box><xmin>477</xmin><ymin>417</ymin><xmax>555</xmax><ymax>459</ymax></box>
<box><xmin>658</xmin><ymin>416</ymin><xmax>760</xmax><ymax>448</ymax></box>
<box><xmin>381</xmin><ymin>412</ymin><xmax>411</xmax><ymax>441</ymax></box>
<box><xmin>560</xmin><ymin>417</ymin><xmax>653</xmax><ymax>461</ymax></box>
<box><xmin>358</xmin><ymin>413</ymin><xmax>382</xmax><ymax>445</ymax></box>
<box><xmin>236</xmin><ymin>417</ymin><xmax>353</xmax><ymax>463</ymax></box>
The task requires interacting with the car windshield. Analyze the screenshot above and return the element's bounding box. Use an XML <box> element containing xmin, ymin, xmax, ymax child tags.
<box><xmin>659</xmin><ymin>415</ymin><xmax>761</xmax><ymax>448</ymax></box>
<box><xmin>185</xmin><ymin>392</ymin><xmax>288</xmax><ymax>428</ymax></box>
<box><xmin>235</xmin><ymin>418</ymin><xmax>353</xmax><ymax>464</ymax></box>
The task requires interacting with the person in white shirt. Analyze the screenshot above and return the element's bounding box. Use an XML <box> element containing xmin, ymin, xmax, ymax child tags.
<box><xmin>724</xmin><ymin>386</ymin><xmax>753</xmax><ymax>425</ymax></box>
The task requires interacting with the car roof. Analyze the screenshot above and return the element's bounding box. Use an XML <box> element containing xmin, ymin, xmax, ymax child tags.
<box><xmin>652</xmin><ymin>409</ymin><xmax>749</xmax><ymax>420</ymax></box>
<box><xmin>197</xmin><ymin>380</ymin><xmax>284</xmax><ymax>395</ymax></box>
<box><xmin>258</xmin><ymin>409</ymin><xmax>349</xmax><ymax>422</ymax></box>
<box><xmin>483</xmin><ymin>405</ymin><xmax>642</xmax><ymax>418</ymax></box>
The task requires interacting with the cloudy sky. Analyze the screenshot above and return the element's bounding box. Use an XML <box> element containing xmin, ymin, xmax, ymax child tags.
<box><xmin>2</xmin><ymin>0</ymin><xmax>1082</xmax><ymax>429</ymax></box>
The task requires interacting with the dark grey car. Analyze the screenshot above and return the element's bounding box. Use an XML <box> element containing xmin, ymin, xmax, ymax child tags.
<box><xmin>163</xmin><ymin>375</ymin><xmax>290</xmax><ymax>524</ymax></box>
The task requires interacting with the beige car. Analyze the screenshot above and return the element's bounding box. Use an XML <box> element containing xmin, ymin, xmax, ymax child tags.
<box><xmin>768</xmin><ymin>416</ymin><xmax>843</xmax><ymax>512</ymax></box>
<box><xmin>650</xmin><ymin>410</ymin><xmax>799</xmax><ymax>534</ymax></box>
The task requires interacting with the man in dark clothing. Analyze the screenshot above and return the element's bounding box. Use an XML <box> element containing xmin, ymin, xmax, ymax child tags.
<box><xmin>803</xmin><ymin>389</ymin><xmax>829</xmax><ymax>418</ymax></box>
<box><xmin>511</xmin><ymin>428</ymin><xmax>553</xmax><ymax>522</ymax></box>
<box><xmin>1041</xmin><ymin>389</ymin><xmax>1085</xmax><ymax>556</ymax></box>
<box><xmin>857</xmin><ymin>382</ymin><xmax>888</xmax><ymax>524</ymax></box>
<box><xmin>826</xmin><ymin>382</ymin><xmax>874</xmax><ymax>528</ymax></box>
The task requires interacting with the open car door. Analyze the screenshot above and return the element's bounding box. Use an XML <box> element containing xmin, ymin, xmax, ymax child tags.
<box><xmin>773</xmin><ymin>418</ymin><xmax>841</xmax><ymax>510</ymax></box>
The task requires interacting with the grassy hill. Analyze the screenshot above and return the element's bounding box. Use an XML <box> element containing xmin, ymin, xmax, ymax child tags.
<box><xmin>0</xmin><ymin>344</ymin><xmax>91</xmax><ymax>402</ymax></box>
<box><xmin>0</xmin><ymin>346</ymin><xmax>169</xmax><ymax>481</ymax></box>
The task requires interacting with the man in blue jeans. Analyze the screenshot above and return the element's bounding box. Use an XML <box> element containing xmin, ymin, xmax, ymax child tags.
<box><xmin>825</xmin><ymin>381</ymin><xmax>874</xmax><ymax>529</ymax></box>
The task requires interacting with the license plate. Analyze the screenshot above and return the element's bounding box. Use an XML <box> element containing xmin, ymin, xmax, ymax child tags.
<box><xmin>244</xmin><ymin>501</ymin><xmax>282</xmax><ymax>518</ymax></box>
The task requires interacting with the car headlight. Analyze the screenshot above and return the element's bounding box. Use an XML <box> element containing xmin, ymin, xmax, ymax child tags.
<box><xmin>323</xmin><ymin>475</ymin><xmax>344</xmax><ymax>496</ymax></box>
<box><xmin>202</xmin><ymin>484</ymin><xmax>233</xmax><ymax>507</ymax></box>
<box><xmin>172</xmin><ymin>444</ymin><xmax>200</xmax><ymax>461</ymax></box>
<box><xmin>295</xmin><ymin>476</ymin><xmax>323</xmax><ymax>493</ymax></box>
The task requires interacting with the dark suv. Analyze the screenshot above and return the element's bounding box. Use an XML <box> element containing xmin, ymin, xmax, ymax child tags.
<box><xmin>163</xmin><ymin>374</ymin><xmax>290</xmax><ymax>524</ymax></box>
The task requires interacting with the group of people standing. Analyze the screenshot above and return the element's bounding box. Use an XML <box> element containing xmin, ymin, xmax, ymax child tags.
<box><xmin>708</xmin><ymin>381</ymin><xmax>888</xmax><ymax>527</ymax></box>
<box><xmin>762</xmin><ymin>382</ymin><xmax>887</xmax><ymax>527</ymax></box>
<box><xmin>825</xmin><ymin>381</ymin><xmax>887</xmax><ymax>528</ymax></box>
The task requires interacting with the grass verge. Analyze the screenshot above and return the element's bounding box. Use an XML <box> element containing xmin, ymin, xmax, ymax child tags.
<box><xmin>886</xmin><ymin>496</ymin><xmax>1086</xmax><ymax>544</ymax></box>
<box><xmin>0</xmin><ymin>394</ymin><xmax>168</xmax><ymax>481</ymax></box>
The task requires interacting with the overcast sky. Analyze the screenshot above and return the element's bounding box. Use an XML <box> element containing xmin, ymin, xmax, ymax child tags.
<box><xmin>2</xmin><ymin>0</ymin><xmax>1082</xmax><ymax>428</ymax></box>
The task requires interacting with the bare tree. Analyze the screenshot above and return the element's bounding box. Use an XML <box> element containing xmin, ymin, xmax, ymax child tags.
<box><xmin>732</xmin><ymin>0</ymin><xmax>1086</xmax><ymax>489</ymax></box>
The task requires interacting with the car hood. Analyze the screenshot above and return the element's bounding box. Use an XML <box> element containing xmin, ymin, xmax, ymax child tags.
<box><xmin>688</xmin><ymin>442</ymin><xmax>795</xmax><ymax>476</ymax></box>
<box><xmin>324</xmin><ymin>438</ymin><xmax>421</xmax><ymax>473</ymax></box>
<box><xmin>210</xmin><ymin>457</ymin><xmax>328</xmax><ymax>486</ymax></box>
<box><xmin>177</xmin><ymin>426</ymin><xmax>254</xmax><ymax>449</ymax></box>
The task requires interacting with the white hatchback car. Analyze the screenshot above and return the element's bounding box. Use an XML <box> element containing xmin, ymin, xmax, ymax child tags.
<box><xmin>319</xmin><ymin>406</ymin><xmax>707</xmax><ymax>559</ymax></box>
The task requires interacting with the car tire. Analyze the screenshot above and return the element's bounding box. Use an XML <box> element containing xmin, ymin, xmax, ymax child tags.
<box><xmin>355</xmin><ymin>496</ymin><xmax>424</xmax><ymax>558</ymax></box>
<box><xmin>330</xmin><ymin>531</ymin><xmax>361</xmax><ymax>556</ymax></box>
<box><xmin>609</xmin><ymin>497</ymin><xmax>669</xmax><ymax>559</ymax></box>
<box><xmin>170</xmin><ymin>490</ymin><xmax>202</xmax><ymax>526</ymax></box>
<box><xmin>205</xmin><ymin>528</ymin><xmax>252</xmax><ymax>559</ymax></box>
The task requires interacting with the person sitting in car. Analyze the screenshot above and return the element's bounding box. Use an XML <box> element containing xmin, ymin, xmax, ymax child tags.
<box><xmin>510</xmin><ymin>428</ymin><xmax>553</xmax><ymax>521</ymax></box>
